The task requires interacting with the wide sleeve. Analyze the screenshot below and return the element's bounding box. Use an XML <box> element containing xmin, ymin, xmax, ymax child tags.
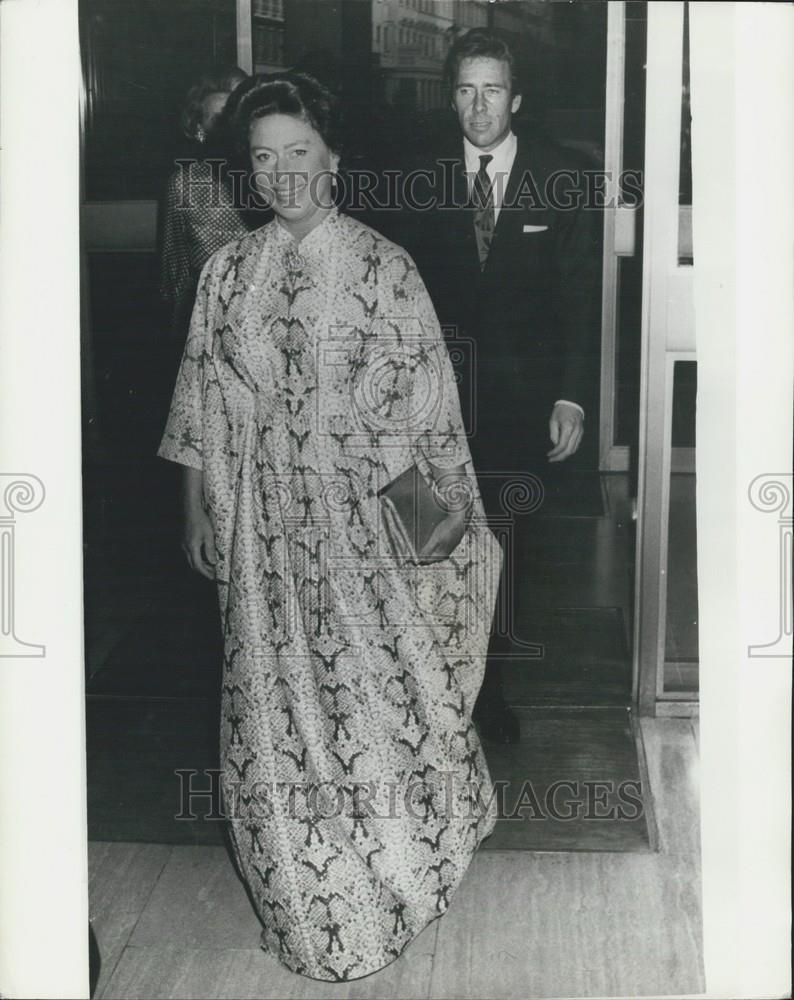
<box><xmin>156</xmin><ymin>260</ymin><xmax>214</xmax><ymax>470</ymax></box>
<box><xmin>381</xmin><ymin>251</ymin><xmax>472</xmax><ymax>472</ymax></box>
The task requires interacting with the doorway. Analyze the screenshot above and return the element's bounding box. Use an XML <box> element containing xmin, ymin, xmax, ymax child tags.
<box><xmin>80</xmin><ymin>2</ymin><xmax>695</xmax><ymax>859</ymax></box>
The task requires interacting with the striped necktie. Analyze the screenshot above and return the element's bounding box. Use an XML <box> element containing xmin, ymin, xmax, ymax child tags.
<box><xmin>471</xmin><ymin>153</ymin><xmax>494</xmax><ymax>268</ymax></box>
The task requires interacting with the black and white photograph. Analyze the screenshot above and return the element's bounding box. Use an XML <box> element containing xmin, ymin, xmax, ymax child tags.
<box><xmin>0</xmin><ymin>2</ymin><xmax>790</xmax><ymax>998</ymax></box>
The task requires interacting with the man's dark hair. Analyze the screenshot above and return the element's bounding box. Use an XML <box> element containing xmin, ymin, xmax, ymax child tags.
<box><xmin>443</xmin><ymin>29</ymin><xmax>520</xmax><ymax>97</ymax></box>
<box><xmin>228</xmin><ymin>71</ymin><xmax>343</xmax><ymax>157</ymax></box>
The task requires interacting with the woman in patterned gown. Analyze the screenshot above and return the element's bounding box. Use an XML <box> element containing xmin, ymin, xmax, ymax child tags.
<box><xmin>157</xmin><ymin>72</ymin><xmax>502</xmax><ymax>981</ymax></box>
<box><xmin>159</xmin><ymin>65</ymin><xmax>252</xmax><ymax>346</ymax></box>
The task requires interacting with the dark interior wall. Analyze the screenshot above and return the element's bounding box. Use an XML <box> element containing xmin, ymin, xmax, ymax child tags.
<box><xmin>81</xmin><ymin>0</ymin><xmax>237</xmax><ymax>201</ymax></box>
<box><xmin>86</xmin><ymin>252</ymin><xmax>174</xmax><ymax>454</ymax></box>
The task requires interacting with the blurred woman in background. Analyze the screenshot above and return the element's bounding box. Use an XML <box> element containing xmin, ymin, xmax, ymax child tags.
<box><xmin>159</xmin><ymin>65</ymin><xmax>252</xmax><ymax>348</ymax></box>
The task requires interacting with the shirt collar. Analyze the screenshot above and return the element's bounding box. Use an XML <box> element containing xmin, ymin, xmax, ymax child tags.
<box><xmin>463</xmin><ymin>130</ymin><xmax>517</xmax><ymax>175</ymax></box>
<box><xmin>272</xmin><ymin>206</ymin><xmax>339</xmax><ymax>252</ymax></box>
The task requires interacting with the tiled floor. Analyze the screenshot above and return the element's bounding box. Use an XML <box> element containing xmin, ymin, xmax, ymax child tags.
<box><xmin>88</xmin><ymin>717</ymin><xmax>704</xmax><ymax>999</ymax></box>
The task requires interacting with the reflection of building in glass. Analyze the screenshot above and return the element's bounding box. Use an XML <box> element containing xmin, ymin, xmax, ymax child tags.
<box><xmin>269</xmin><ymin>0</ymin><xmax>602</xmax><ymax>127</ymax></box>
<box><xmin>372</xmin><ymin>0</ymin><xmax>466</xmax><ymax>110</ymax></box>
<box><xmin>368</xmin><ymin>1</ymin><xmax>545</xmax><ymax>111</ymax></box>
<box><xmin>452</xmin><ymin>0</ymin><xmax>488</xmax><ymax>31</ymax></box>
<box><xmin>253</xmin><ymin>0</ymin><xmax>286</xmax><ymax>72</ymax></box>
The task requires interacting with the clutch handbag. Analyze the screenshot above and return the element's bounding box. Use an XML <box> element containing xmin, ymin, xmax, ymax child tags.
<box><xmin>378</xmin><ymin>463</ymin><xmax>449</xmax><ymax>564</ymax></box>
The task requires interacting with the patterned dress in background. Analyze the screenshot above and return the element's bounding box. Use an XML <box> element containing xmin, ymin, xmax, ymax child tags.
<box><xmin>157</xmin><ymin>209</ymin><xmax>502</xmax><ymax>980</ymax></box>
<box><xmin>159</xmin><ymin>159</ymin><xmax>250</xmax><ymax>336</ymax></box>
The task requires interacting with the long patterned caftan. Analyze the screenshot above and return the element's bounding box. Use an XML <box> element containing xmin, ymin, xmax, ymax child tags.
<box><xmin>158</xmin><ymin>209</ymin><xmax>501</xmax><ymax>980</ymax></box>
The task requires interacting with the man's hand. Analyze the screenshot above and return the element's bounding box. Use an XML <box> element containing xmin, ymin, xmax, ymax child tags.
<box><xmin>547</xmin><ymin>403</ymin><xmax>584</xmax><ymax>463</ymax></box>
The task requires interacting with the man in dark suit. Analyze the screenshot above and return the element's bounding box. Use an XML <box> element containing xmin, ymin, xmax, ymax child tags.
<box><xmin>403</xmin><ymin>29</ymin><xmax>601</xmax><ymax>743</ymax></box>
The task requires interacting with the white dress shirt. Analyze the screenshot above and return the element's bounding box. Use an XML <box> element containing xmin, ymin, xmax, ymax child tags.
<box><xmin>462</xmin><ymin>131</ymin><xmax>585</xmax><ymax>420</ymax></box>
<box><xmin>463</xmin><ymin>130</ymin><xmax>517</xmax><ymax>225</ymax></box>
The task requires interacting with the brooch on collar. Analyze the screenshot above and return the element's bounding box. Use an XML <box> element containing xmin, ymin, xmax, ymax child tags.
<box><xmin>283</xmin><ymin>245</ymin><xmax>306</xmax><ymax>274</ymax></box>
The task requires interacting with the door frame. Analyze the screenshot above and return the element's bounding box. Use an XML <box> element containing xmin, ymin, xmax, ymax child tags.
<box><xmin>633</xmin><ymin>1</ymin><xmax>697</xmax><ymax>716</ymax></box>
<box><xmin>237</xmin><ymin>0</ymin><xmax>253</xmax><ymax>73</ymax></box>
<box><xmin>599</xmin><ymin>0</ymin><xmax>635</xmax><ymax>473</ymax></box>
<box><xmin>599</xmin><ymin>2</ymin><xmax>695</xmax><ymax>476</ymax></box>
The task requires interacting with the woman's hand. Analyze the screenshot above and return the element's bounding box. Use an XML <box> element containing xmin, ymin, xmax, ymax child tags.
<box><xmin>181</xmin><ymin>466</ymin><xmax>216</xmax><ymax>579</ymax></box>
<box><xmin>417</xmin><ymin>506</ymin><xmax>469</xmax><ymax>563</ymax></box>
<box><xmin>417</xmin><ymin>462</ymin><xmax>473</xmax><ymax>562</ymax></box>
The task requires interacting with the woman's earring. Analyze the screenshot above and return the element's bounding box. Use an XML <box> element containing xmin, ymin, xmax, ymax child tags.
<box><xmin>195</xmin><ymin>125</ymin><xmax>206</xmax><ymax>144</ymax></box>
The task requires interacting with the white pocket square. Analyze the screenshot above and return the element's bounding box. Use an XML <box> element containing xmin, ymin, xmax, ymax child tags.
<box><xmin>523</xmin><ymin>224</ymin><xmax>549</xmax><ymax>233</ymax></box>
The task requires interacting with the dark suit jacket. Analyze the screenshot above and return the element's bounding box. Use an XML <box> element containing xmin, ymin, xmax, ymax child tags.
<box><xmin>401</xmin><ymin>131</ymin><xmax>601</xmax><ymax>469</ymax></box>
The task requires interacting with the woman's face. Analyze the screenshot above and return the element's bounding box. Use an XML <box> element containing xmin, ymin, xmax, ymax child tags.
<box><xmin>249</xmin><ymin>113</ymin><xmax>339</xmax><ymax>238</ymax></box>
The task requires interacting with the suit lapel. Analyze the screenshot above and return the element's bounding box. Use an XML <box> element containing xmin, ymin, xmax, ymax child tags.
<box><xmin>443</xmin><ymin>153</ymin><xmax>480</xmax><ymax>274</ymax></box>
<box><xmin>483</xmin><ymin>139</ymin><xmax>549</xmax><ymax>276</ymax></box>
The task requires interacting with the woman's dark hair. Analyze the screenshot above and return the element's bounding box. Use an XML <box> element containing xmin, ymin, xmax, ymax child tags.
<box><xmin>443</xmin><ymin>29</ymin><xmax>520</xmax><ymax>97</ymax></box>
<box><xmin>229</xmin><ymin>71</ymin><xmax>343</xmax><ymax>157</ymax></box>
<box><xmin>180</xmin><ymin>65</ymin><xmax>248</xmax><ymax>140</ymax></box>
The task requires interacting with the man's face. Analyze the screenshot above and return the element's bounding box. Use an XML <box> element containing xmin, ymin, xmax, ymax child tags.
<box><xmin>452</xmin><ymin>56</ymin><xmax>521</xmax><ymax>152</ymax></box>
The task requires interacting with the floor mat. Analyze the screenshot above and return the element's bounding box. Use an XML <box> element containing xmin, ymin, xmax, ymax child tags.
<box><xmin>479</xmin><ymin>706</ymin><xmax>653</xmax><ymax>852</ymax></box>
<box><xmin>501</xmin><ymin>607</ymin><xmax>631</xmax><ymax>706</ymax></box>
<box><xmin>87</xmin><ymin>700</ymin><xmax>652</xmax><ymax>853</ymax></box>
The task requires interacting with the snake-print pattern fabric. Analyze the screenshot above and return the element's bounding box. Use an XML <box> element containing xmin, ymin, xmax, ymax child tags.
<box><xmin>158</xmin><ymin>210</ymin><xmax>501</xmax><ymax>981</ymax></box>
